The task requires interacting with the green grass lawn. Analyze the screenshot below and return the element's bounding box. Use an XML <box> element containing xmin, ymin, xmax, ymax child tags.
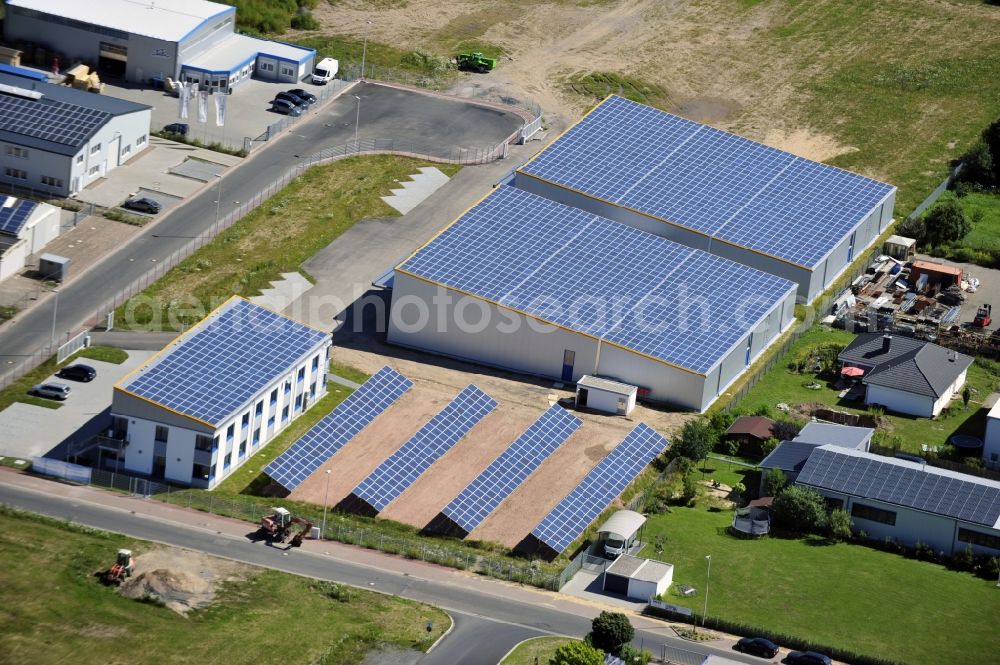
<box><xmin>731</xmin><ymin>326</ymin><xmax>1000</xmax><ymax>452</ymax></box>
<box><xmin>0</xmin><ymin>346</ymin><xmax>128</xmax><ymax>412</ymax></box>
<box><xmin>115</xmin><ymin>156</ymin><xmax>461</xmax><ymax>331</ymax></box>
<box><xmin>0</xmin><ymin>507</ymin><xmax>448</xmax><ymax>665</ymax></box>
<box><xmin>640</xmin><ymin>506</ymin><xmax>1000</xmax><ymax>665</ymax></box>
<box><xmin>213</xmin><ymin>380</ymin><xmax>355</xmax><ymax>495</ymax></box>
<box><xmin>329</xmin><ymin>361</ymin><xmax>372</xmax><ymax>386</ymax></box>
<box><xmin>296</xmin><ymin>35</ymin><xmax>456</xmax><ymax>82</ymax></box>
<box><xmin>500</xmin><ymin>636</ymin><xmax>579</xmax><ymax>664</ymax></box>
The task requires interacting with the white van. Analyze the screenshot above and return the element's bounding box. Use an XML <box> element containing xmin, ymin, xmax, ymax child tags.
<box><xmin>603</xmin><ymin>533</ymin><xmax>636</xmax><ymax>559</ymax></box>
<box><xmin>311</xmin><ymin>57</ymin><xmax>339</xmax><ymax>85</ymax></box>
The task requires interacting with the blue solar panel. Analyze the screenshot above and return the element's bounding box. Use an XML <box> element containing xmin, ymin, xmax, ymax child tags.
<box><xmin>0</xmin><ymin>198</ymin><xmax>37</xmax><ymax>236</ymax></box>
<box><xmin>530</xmin><ymin>423</ymin><xmax>667</xmax><ymax>554</ymax></box>
<box><xmin>118</xmin><ymin>298</ymin><xmax>329</xmax><ymax>425</ymax></box>
<box><xmin>441</xmin><ymin>405</ymin><xmax>582</xmax><ymax>533</ymax></box>
<box><xmin>352</xmin><ymin>385</ymin><xmax>497</xmax><ymax>513</ymax></box>
<box><xmin>399</xmin><ymin>185</ymin><xmax>795</xmax><ymax>374</ymax></box>
<box><xmin>264</xmin><ymin>366</ymin><xmax>412</xmax><ymax>491</ymax></box>
<box><xmin>0</xmin><ymin>93</ymin><xmax>110</xmax><ymax>148</ymax></box>
<box><xmin>518</xmin><ymin>95</ymin><xmax>895</xmax><ymax>268</ymax></box>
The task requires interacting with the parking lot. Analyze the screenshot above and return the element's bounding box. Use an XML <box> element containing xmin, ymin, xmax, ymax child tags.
<box><xmin>0</xmin><ymin>349</ymin><xmax>154</xmax><ymax>460</ymax></box>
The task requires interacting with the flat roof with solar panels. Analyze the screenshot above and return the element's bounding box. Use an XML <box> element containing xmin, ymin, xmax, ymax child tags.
<box><xmin>514</xmin><ymin>96</ymin><xmax>897</xmax><ymax>302</ymax></box>
<box><xmin>0</xmin><ymin>197</ymin><xmax>37</xmax><ymax>237</ymax></box>
<box><xmin>389</xmin><ymin>185</ymin><xmax>797</xmax><ymax>411</ymax></box>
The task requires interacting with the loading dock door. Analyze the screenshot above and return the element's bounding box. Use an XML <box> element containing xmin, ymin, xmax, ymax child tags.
<box><xmin>99</xmin><ymin>42</ymin><xmax>127</xmax><ymax>77</ymax></box>
<box><xmin>603</xmin><ymin>572</ymin><xmax>629</xmax><ymax>596</ymax></box>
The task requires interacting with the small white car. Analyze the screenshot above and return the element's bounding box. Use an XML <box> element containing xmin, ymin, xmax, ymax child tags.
<box><xmin>31</xmin><ymin>382</ymin><xmax>71</xmax><ymax>400</ymax></box>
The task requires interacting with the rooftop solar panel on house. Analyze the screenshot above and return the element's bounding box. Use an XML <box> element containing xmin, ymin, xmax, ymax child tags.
<box><xmin>440</xmin><ymin>404</ymin><xmax>582</xmax><ymax>533</ymax></box>
<box><xmin>398</xmin><ymin>186</ymin><xmax>795</xmax><ymax>375</ymax></box>
<box><xmin>518</xmin><ymin>96</ymin><xmax>895</xmax><ymax>268</ymax></box>
<box><xmin>264</xmin><ymin>366</ymin><xmax>412</xmax><ymax>491</ymax></box>
<box><xmin>117</xmin><ymin>298</ymin><xmax>329</xmax><ymax>426</ymax></box>
<box><xmin>0</xmin><ymin>198</ymin><xmax>37</xmax><ymax>236</ymax></box>
<box><xmin>0</xmin><ymin>94</ymin><xmax>110</xmax><ymax>147</ymax></box>
<box><xmin>530</xmin><ymin>423</ymin><xmax>667</xmax><ymax>555</ymax></box>
<box><xmin>351</xmin><ymin>385</ymin><xmax>498</xmax><ymax>513</ymax></box>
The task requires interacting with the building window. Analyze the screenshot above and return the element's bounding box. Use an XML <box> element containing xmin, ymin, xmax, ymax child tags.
<box><xmin>284</xmin><ymin>380</ymin><xmax>291</xmax><ymax>395</ymax></box>
<box><xmin>267</xmin><ymin>415</ymin><xmax>275</xmax><ymax>428</ymax></box>
<box><xmin>76</xmin><ymin>154</ymin><xmax>84</xmax><ymax>164</ymax></box>
<box><xmin>223</xmin><ymin>452</ymin><xmax>231</xmax><ymax>469</ymax></box>
<box><xmin>255</xmin><ymin>400</ymin><xmax>263</xmax><ymax>416</ymax></box>
<box><xmin>137</xmin><ymin>134</ymin><xmax>147</xmax><ymax>146</ymax></box>
<box><xmin>226</xmin><ymin>423</ymin><xmax>235</xmax><ymax>442</ymax></box>
<box><xmin>121</xmin><ymin>144</ymin><xmax>131</xmax><ymax>156</ymax></box>
<box><xmin>281</xmin><ymin>405</ymin><xmax>289</xmax><ymax>422</ymax></box>
<box><xmin>193</xmin><ymin>463</ymin><xmax>212</xmax><ymax>480</ymax></box>
<box><xmin>281</xmin><ymin>66</ymin><xmax>294</xmax><ymax>77</ymax></box>
<box><xmin>88</xmin><ymin>165</ymin><xmax>100</xmax><ymax>176</ymax></box>
<box><xmin>958</xmin><ymin>528</ymin><xmax>1000</xmax><ymax>550</ymax></box>
<box><xmin>260</xmin><ymin>62</ymin><xmax>274</xmax><ymax>72</ymax></box>
<box><xmin>195</xmin><ymin>435</ymin><xmax>214</xmax><ymax>452</ymax></box>
<box><xmin>6</xmin><ymin>146</ymin><xmax>28</xmax><ymax>159</ymax></box>
<box><xmin>294</xmin><ymin>394</ymin><xmax>303</xmax><ymax>412</ymax></box>
<box><xmin>4</xmin><ymin>167</ymin><xmax>27</xmax><ymax>180</ymax></box>
<box><xmin>312</xmin><ymin>355</ymin><xmax>320</xmax><ymax>371</ymax></box>
<box><xmin>270</xmin><ymin>388</ymin><xmax>278</xmax><ymax>405</ymax></box>
<box><xmin>309</xmin><ymin>382</ymin><xmax>316</xmax><ymax>398</ymax></box>
<box><xmin>238</xmin><ymin>440</ymin><xmax>246</xmax><ymax>457</ymax></box>
<box><xmin>252</xmin><ymin>428</ymin><xmax>260</xmax><ymax>446</ymax></box>
<box><xmin>90</xmin><ymin>143</ymin><xmax>101</xmax><ymax>154</ymax></box>
<box><xmin>41</xmin><ymin>175</ymin><xmax>64</xmax><ymax>188</ymax></box>
<box><xmin>297</xmin><ymin>367</ymin><xmax>305</xmax><ymax>383</ymax></box>
<box><xmin>851</xmin><ymin>502</ymin><xmax>896</xmax><ymax>526</ymax></box>
<box><xmin>241</xmin><ymin>413</ymin><xmax>250</xmax><ymax>430</ymax></box>
<box><xmin>154</xmin><ymin>425</ymin><xmax>169</xmax><ymax>443</ymax></box>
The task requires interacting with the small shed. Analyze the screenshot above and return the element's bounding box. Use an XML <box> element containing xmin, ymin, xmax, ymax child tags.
<box><xmin>723</xmin><ymin>415</ymin><xmax>777</xmax><ymax>447</ymax></box>
<box><xmin>38</xmin><ymin>253</ymin><xmax>70</xmax><ymax>282</ymax></box>
<box><xmin>576</xmin><ymin>375</ymin><xmax>637</xmax><ymax>416</ymax></box>
<box><xmin>602</xmin><ymin>554</ymin><xmax>674</xmax><ymax>601</ymax></box>
<box><xmin>910</xmin><ymin>260</ymin><xmax>963</xmax><ymax>289</ymax></box>
<box><xmin>883</xmin><ymin>235</ymin><xmax>917</xmax><ymax>261</ymax></box>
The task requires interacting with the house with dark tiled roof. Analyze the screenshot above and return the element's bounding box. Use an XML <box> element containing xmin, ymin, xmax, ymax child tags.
<box><xmin>724</xmin><ymin>415</ymin><xmax>777</xmax><ymax>448</ymax></box>
<box><xmin>838</xmin><ymin>333</ymin><xmax>972</xmax><ymax>417</ymax></box>
<box><xmin>758</xmin><ymin>421</ymin><xmax>873</xmax><ymax>494</ymax></box>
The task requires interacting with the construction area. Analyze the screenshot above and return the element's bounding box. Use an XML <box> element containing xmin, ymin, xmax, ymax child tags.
<box><xmin>830</xmin><ymin>243</ymin><xmax>1000</xmax><ymax>359</ymax></box>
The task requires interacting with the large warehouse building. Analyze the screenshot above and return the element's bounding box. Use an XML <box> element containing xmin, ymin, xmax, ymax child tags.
<box><xmin>388</xmin><ymin>186</ymin><xmax>797</xmax><ymax>412</ymax></box>
<box><xmin>3</xmin><ymin>0</ymin><xmax>315</xmax><ymax>91</ymax></box>
<box><xmin>513</xmin><ymin>96</ymin><xmax>897</xmax><ymax>303</ymax></box>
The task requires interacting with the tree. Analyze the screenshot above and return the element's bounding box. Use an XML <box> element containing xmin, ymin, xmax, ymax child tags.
<box><xmin>771</xmin><ymin>420</ymin><xmax>801</xmax><ymax>442</ymax></box>
<box><xmin>828</xmin><ymin>508</ymin><xmax>854</xmax><ymax>541</ymax></box>
<box><xmin>671</xmin><ymin>419</ymin><xmax>716</xmax><ymax>462</ymax></box>
<box><xmin>763</xmin><ymin>468</ymin><xmax>788</xmax><ymax>497</ymax></box>
<box><xmin>720</xmin><ymin>437</ymin><xmax>740</xmax><ymax>457</ymax></box>
<box><xmin>681</xmin><ymin>472</ymin><xmax>699</xmax><ymax>505</ymax></box>
<box><xmin>772</xmin><ymin>486</ymin><xmax>828</xmax><ymax>533</ymax></box>
<box><xmin>550</xmin><ymin>641</ymin><xmax>604</xmax><ymax>665</ymax></box>
<box><xmin>923</xmin><ymin>200</ymin><xmax>971</xmax><ymax>246</ymax></box>
<box><xmin>759</xmin><ymin>436</ymin><xmax>780</xmax><ymax>458</ymax></box>
<box><xmin>588</xmin><ymin>611</ymin><xmax>634</xmax><ymax>656</ymax></box>
<box><xmin>962</xmin><ymin>385</ymin><xmax>972</xmax><ymax>408</ymax></box>
<box><xmin>959</xmin><ymin>140</ymin><xmax>994</xmax><ymax>188</ymax></box>
<box><xmin>983</xmin><ymin>118</ymin><xmax>1000</xmax><ymax>186</ymax></box>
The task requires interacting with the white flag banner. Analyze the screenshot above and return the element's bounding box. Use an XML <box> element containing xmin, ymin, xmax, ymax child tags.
<box><xmin>214</xmin><ymin>94</ymin><xmax>227</xmax><ymax>127</ymax></box>
<box><xmin>178</xmin><ymin>82</ymin><xmax>190</xmax><ymax>120</ymax></box>
<box><xmin>197</xmin><ymin>91</ymin><xmax>209</xmax><ymax>124</ymax></box>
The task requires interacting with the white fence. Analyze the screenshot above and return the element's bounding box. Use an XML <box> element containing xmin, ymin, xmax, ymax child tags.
<box><xmin>31</xmin><ymin>457</ymin><xmax>92</xmax><ymax>484</ymax></box>
<box><xmin>57</xmin><ymin>330</ymin><xmax>89</xmax><ymax>363</ymax></box>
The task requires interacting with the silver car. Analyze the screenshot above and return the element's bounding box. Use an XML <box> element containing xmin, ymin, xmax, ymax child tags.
<box><xmin>31</xmin><ymin>382</ymin><xmax>71</xmax><ymax>400</ymax></box>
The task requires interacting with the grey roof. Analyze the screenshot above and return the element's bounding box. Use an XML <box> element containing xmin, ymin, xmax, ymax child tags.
<box><xmin>578</xmin><ymin>375</ymin><xmax>637</xmax><ymax>396</ymax></box>
<box><xmin>796</xmin><ymin>446</ymin><xmax>1000</xmax><ymax>528</ymax></box>
<box><xmin>759</xmin><ymin>441</ymin><xmax>817</xmax><ymax>473</ymax></box>
<box><xmin>839</xmin><ymin>333</ymin><xmax>974</xmax><ymax>398</ymax></box>
<box><xmin>605</xmin><ymin>554</ymin><xmax>673</xmax><ymax>583</ymax></box>
<box><xmin>794</xmin><ymin>421</ymin><xmax>873</xmax><ymax>449</ymax></box>
<box><xmin>0</xmin><ymin>73</ymin><xmax>149</xmax><ymax>156</ymax></box>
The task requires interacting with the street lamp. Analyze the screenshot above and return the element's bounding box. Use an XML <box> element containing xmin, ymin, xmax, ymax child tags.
<box><xmin>360</xmin><ymin>20</ymin><xmax>372</xmax><ymax>80</ymax></box>
<box><xmin>321</xmin><ymin>468</ymin><xmax>332</xmax><ymax>537</ymax></box>
<box><xmin>213</xmin><ymin>173</ymin><xmax>223</xmax><ymax>228</ymax></box>
<box><xmin>353</xmin><ymin>95</ymin><xmax>361</xmax><ymax>153</ymax></box>
<box><xmin>50</xmin><ymin>288</ymin><xmax>59</xmax><ymax>348</ymax></box>
<box><xmin>702</xmin><ymin>555</ymin><xmax>712</xmax><ymax>627</ymax></box>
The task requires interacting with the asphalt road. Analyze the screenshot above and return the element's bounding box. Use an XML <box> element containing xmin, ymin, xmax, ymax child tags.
<box><xmin>0</xmin><ymin>481</ymin><xmax>763</xmax><ymax>665</ymax></box>
<box><xmin>0</xmin><ymin>82</ymin><xmax>524</xmax><ymax>375</ymax></box>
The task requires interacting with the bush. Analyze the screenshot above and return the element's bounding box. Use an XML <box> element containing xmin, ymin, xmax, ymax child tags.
<box><xmin>550</xmin><ymin>641</ymin><xmax>604</xmax><ymax>665</ymax></box>
<box><xmin>763</xmin><ymin>468</ymin><xmax>788</xmax><ymax>497</ymax></box>
<box><xmin>923</xmin><ymin>200</ymin><xmax>971</xmax><ymax>246</ymax></box>
<box><xmin>772</xmin><ymin>486</ymin><xmax>828</xmax><ymax>533</ymax></box>
<box><xmin>759</xmin><ymin>436</ymin><xmax>780</xmax><ymax>459</ymax></box>
<box><xmin>681</xmin><ymin>473</ymin><xmax>699</xmax><ymax>506</ymax></box>
<box><xmin>588</xmin><ymin>611</ymin><xmax>634</xmax><ymax>656</ymax></box>
<box><xmin>828</xmin><ymin>508</ymin><xmax>854</xmax><ymax>541</ymax></box>
<box><xmin>670</xmin><ymin>419</ymin><xmax>716</xmax><ymax>462</ymax></box>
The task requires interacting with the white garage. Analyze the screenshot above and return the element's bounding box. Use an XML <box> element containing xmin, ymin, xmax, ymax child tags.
<box><xmin>602</xmin><ymin>554</ymin><xmax>674</xmax><ymax>601</ymax></box>
<box><xmin>388</xmin><ymin>186</ymin><xmax>797</xmax><ymax>412</ymax></box>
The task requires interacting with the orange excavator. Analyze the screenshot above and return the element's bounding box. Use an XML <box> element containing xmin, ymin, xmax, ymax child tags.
<box><xmin>102</xmin><ymin>549</ymin><xmax>135</xmax><ymax>586</ymax></box>
<box><xmin>258</xmin><ymin>507</ymin><xmax>313</xmax><ymax>547</ymax></box>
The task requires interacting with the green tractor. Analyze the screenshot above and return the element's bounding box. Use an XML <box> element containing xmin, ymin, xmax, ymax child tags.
<box><xmin>456</xmin><ymin>51</ymin><xmax>496</xmax><ymax>73</ymax></box>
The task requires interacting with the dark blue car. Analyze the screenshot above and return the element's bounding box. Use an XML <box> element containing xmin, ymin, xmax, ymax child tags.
<box><xmin>736</xmin><ymin>637</ymin><xmax>779</xmax><ymax>659</ymax></box>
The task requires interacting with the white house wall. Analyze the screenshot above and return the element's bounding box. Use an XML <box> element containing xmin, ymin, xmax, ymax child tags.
<box><xmin>25</xmin><ymin>206</ymin><xmax>60</xmax><ymax>255</ymax></box>
<box><xmin>595</xmin><ymin>344</ymin><xmax>708</xmax><ymax>411</ymax></box>
<box><xmin>0</xmin><ymin>238</ymin><xmax>27</xmax><ymax>281</ymax></box>
<box><xmin>626</xmin><ymin>578</ymin><xmax>658</xmax><ymax>602</ymax></box>
<box><xmin>984</xmin><ymin>415</ymin><xmax>1000</xmax><ymax>469</ymax></box>
<box><xmin>865</xmin><ymin>384</ymin><xmax>934</xmax><ymax>417</ymax></box>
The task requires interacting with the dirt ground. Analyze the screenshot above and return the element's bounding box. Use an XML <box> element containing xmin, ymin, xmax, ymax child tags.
<box><xmin>309</xmin><ymin>0</ymin><xmax>859</xmax><ymax>164</ymax></box>
<box><xmin>118</xmin><ymin>546</ymin><xmax>251</xmax><ymax>615</ymax></box>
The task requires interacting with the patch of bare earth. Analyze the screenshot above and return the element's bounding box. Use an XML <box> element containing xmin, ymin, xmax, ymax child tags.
<box><xmin>118</xmin><ymin>547</ymin><xmax>251</xmax><ymax>615</ymax></box>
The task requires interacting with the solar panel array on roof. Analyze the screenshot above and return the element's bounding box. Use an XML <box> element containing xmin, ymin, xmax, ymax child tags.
<box><xmin>531</xmin><ymin>423</ymin><xmax>667</xmax><ymax>554</ymax></box>
<box><xmin>399</xmin><ymin>186</ymin><xmax>794</xmax><ymax>375</ymax></box>
<box><xmin>796</xmin><ymin>446</ymin><xmax>1000</xmax><ymax>527</ymax></box>
<box><xmin>264</xmin><ymin>367</ymin><xmax>412</xmax><ymax>491</ymax></box>
<box><xmin>352</xmin><ymin>385</ymin><xmax>497</xmax><ymax>513</ymax></box>
<box><xmin>518</xmin><ymin>96</ymin><xmax>895</xmax><ymax>268</ymax></box>
<box><xmin>0</xmin><ymin>94</ymin><xmax>110</xmax><ymax>147</ymax></box>
<box><xmin>0</xmin><ymin>198</ymin><xmax>37</xmax><ymax>236</ymax></box>
<box><xmin>441</xmin><ymin>405</ymin><xmax>582</xmax><ymax>533</ymax></box>
<box><xmin>118</xmin><ymin>298</ymin><xmax>328</xmax><ymax>426</ymax></box>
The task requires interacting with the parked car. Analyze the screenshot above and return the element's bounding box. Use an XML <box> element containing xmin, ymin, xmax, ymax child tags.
<box><xmin>274</xmin><ymin>91</ymin><xmax>308</xmax><ymax>108</ymax></box>
<box><xmin>123</xmin><ymin>197</ymin><xmax>161</xmax><ymax>214</ymax></box>
<box><xmin>31</xmin><ymin>382</ymin><xmax>71</xmax><ymax>400</ymax></box>
<box><xmin>57</xmin><ymin>364</ymin><xmax>97</xmax><ymax>382</ymax></box>
<box><xmin>286</xmin><ymin>88</ymin><xmax>317</xmax><ymax>104</ymax></box>
<box><xmin>162</xmin><ymin>122</ymin><xmax>189</xmax><ymax>136</ymax></box>
<box><xmin>735</xmin><ymin>637</ymin><xmax>779</xmax><ymax>659</ymax></box>
<box><xmin>270</xmin><ymin>98</ymin><xmax>302</xmax><ymax>116</ymax></box>
<box><xmin>785</xmin><ymin>651</ymin><xmax>832</xmax><ymax>665</ymax></box>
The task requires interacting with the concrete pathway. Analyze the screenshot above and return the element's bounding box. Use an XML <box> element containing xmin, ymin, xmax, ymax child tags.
<box><xmin>381</xmin><ymin>167</ymin><xmax>452</xmax><ymax>215</ymax></box>
<box><xmin>250</xmin><ymin>272</ymin><xmax>313</xmax><ymax>312</ymax></box>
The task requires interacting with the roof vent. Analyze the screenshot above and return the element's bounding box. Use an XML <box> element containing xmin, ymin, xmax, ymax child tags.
<box><xmin>0</xmin><ymin>82</ymin><xmax>43</xmax><ymax>101</ymax></box>
<box><xmin>881</xmin><ymin>334</ymin><xmax>892</xmax><ymax>353</ymax></box>
<box><xmin>949</xmin><ymin>351</ymin><xmax>957</xmax><ymax>362</ymax></box>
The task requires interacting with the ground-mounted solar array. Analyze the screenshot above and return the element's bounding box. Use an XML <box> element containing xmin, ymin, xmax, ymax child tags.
<box><xmin>0</xmin><ymin>197</ymin><xmax>36</xmax><ymax>236</ymax></box>
<box><xmin>0</xmin><ymin>93</ymin><xmax>110</xmax><ymax>147</ymax></box>
<box><xmin>398</xmin><ymin>185</ymin><xmax>794</xmax><ymax>374</ymax></box>
<box><xmin>440</xmin><ymin>404</ymin><xmax>583</xmax><ymax>534</ymax></box>
<box><xmin>797</xmin><ymin>447</ymin><xmax>1000</xmax><ymax>527</ymax></box>
<box><xmin>117</xmin><ymin>297</ymin><xmax>328</xmax><ymax>426</ymax></box>
<box><xmin>265</xmin><ymin>366</ymin><xmax>413</xmax><ymax>491</ymax></box>
<box><xmin>530</xmin><ymin>423</ymin><xmax>667</xmax><ymax>555</ymax></box>
<box><xmin>517</xmin><ymin>95</ymin><xmax>895</xmax><ymax>268</ymax></box>
<box><xmin>351</xmin><ymin>384</ymin><xmax>498</xmax><ymax>513</ymax></box>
